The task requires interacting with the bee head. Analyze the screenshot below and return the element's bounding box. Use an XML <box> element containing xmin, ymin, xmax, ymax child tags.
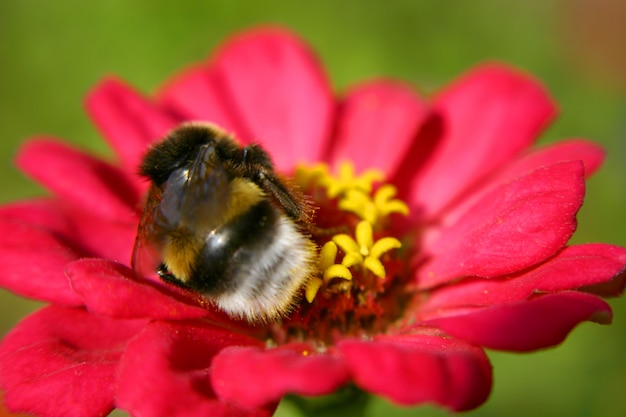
<box><xmin>139</xmin><ymin>123</ymin><xmax>222</xmax><ymax>186</ymax></box>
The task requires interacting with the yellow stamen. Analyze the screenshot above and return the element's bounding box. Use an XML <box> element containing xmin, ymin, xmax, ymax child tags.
<box><xmin>332</xmin><ymin>234</ymin><xmax>360</xmax><ymax>255</ymax></box>
<box><xmin>370</xmin><ymin>237</ymin><xmax>402</xmax><ymax>259</ymax></box>
<box><xmin>342</xmin><ymin>252</ymin><xmax>363</xmax><ymax>268</ymax></box>
<box><xmin>374</xmin><ymin>185</ymin><xmax>410</xmax><ymax>217</ymax></box>
<box><xmin>322</xmin><ymin>161</ymin><xmax>384</xmax><ymax>198</ymax></box>
<box><xmin>338</xmin><ymin>189</ymin><xmax>368</xmax><ymax>207</ymax></box>
<box><xmin>307</xmin><ymin>241</ymin><xmax>353</xmax><ymax>303</ymax></box>
<box><xmin>355</xmin><ymin>170</ymin><xmax>385</xmax><ymax>193</ymax></box>
<box><xmin>319</xmin><ymin>241</ymin><xmax>339</xmax><ymax>271</ymax></box>
<box><xmin>331</xmin><ymin>220</ymin><xmax>401</xmax><ymax>279</ymax></box>
<box><xmin>305</xmin><ymin>277</ymin><xmax>323</xmax><ymax>303</ymax></box>
<box><xmin>339</xmin><ymin>185</ymin><xmax>409</xmax><ymax>226</ymax></box>
<box><xmin>295</xmin><ymin>162</ymin><xmax>408</xmax><ymax>303</ymax></box>
<box><xmin>355</xmin><ymin>220</ymin><xmax>374</xmax><ymax>256</ymax></box>
<box><xmin>338</xmin><ymin>190</ymin><xmax>375</xmax><ymax>225</ymax></box>
<box><xmin>339</xmin><ymin>161</ymin><xmax>355</xmax><ymax>179</ymax></box>
<box><xmin>363</xmin><ymin>257</ymin><xmax>386</xmax><ymax>278</ymax></box>
<box><xmin>323</xmin><ymin>264</ymin><xmax>352</xmax><ymax>282</ymax></box>
<box><xmin>295</xmin><ymin>163</ymin><xmax>330</xmax><ymax>189</ymax></box>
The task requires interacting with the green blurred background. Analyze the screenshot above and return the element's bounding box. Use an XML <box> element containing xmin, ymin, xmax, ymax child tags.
<box><xmin>1</xmin><ymin>1</ymin><xmax>625</xmax><ymax>416</ymax></box>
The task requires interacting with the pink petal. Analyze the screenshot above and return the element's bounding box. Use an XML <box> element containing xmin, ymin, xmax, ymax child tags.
<box><xmin>419</xmin><ymin>244</ymin><xmax>626</xmax><ymax>316</ymax></box>
<box><xmin>212</xmin><ymin>344</ymin><xmax>350</xmax><ymax>409</ymax></box>
<box><xmin>0</xmin><ymin>219</ymin><xmax>82</xmax><ymax>305</ymax></box>
<box><xmin>429</xmin><ymin>291</ymin><xmax>612</xmax><ymax>351</ymax></box>
<box><xmin>85</xmin><ymin>78</ymin><xmax>179</xmax><ymax>171</ymax></box>
<box><xmin>0</xmin><ymin>199</ymin><xmax>137</xmax><ymax>263</ymax></box>
<box><xmin>67</xmin><ymin>258</ymin><xmax>211</xmax><ymax>320</ymax></box>
<box><xmin>581</xmin><ymin>272</ymin><xmax>626</xmax><ymax>298</ymax></box>
<box><xmin>62</xmin><ymin>208</ymin><xmax>138</xmax><ymax>262</ymax></box>
<box><xmin>211</xmin><ymin>27</ymin><xmax>334</xmax><ymax>172</ymax></box>
<box><xmin>5</xmin><ymin>199</ymin><xmax>137</xmax><ymax>262</ymax></box>
<box><xmin>497</xmin><ymin>138</ymin><xmax>605</xmax><ymax>179</ymax></box>
<box><xmin>417</xmin><ymin>161</ymin><xmax>585</xmax><ymax>289</ymax></box>
<box><xmin>0</xmin><ymin>306</ymin><xmax>145</xmax><ymax>417</ymax></box>
<box><xmin>157</xmin><ymin>66</ymin><xmax>245</xmax><ymax>139</ymax></box>
<box><xmin>0</xmin><ymin>199</ymin><xmax>71</xmax><ymax>236</ymax></box>
<box><xmin>327</xmin><ymin>80</ymin><xmax>428</xmax><ymax>175</ymax></box>
<box><xmin>16</xmin><ymin>139</ymin><xmax>141</xmax><ymax>223</ymax></box>
<box><xmin>442</xmin><ymin>139</ymin><xmax>605</xmax><ymax>226</ymax></box>
<box><xmin>337</xmin><ymin>333</ymin><xmax>492</xmax><ymax>411</ymax></box>
<box><xmin>396</xmin><ymin>64</ymin><xmax>556</xmax><ymax>218</ymax></box>
<box><xmin>117</xmin><ymin>321</ymin><xmax>268</xmax><ymax>417</ymax></box>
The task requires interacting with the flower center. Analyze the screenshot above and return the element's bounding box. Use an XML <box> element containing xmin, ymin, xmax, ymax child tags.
<box><xmin>269</xmin><ymin>161</ymin><xmax>412</xmax><ymax>346</ymax></box>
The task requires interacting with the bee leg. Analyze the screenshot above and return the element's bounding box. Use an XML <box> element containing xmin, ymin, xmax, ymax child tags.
<box><xmin>253</xmin><ymin>172</ymin><xmax>313</xmax><ymax>222</ymax></box>
<box><xmin>157</xmin><ymin>263</ymin><xmax>184</xmax><ymax>287</ymax></box>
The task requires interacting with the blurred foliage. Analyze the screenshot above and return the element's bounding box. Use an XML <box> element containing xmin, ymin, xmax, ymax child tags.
<box><xmin>1</xmin><ymin>1</ymin><xmax>625</xmax><ymax>416</ymax></box>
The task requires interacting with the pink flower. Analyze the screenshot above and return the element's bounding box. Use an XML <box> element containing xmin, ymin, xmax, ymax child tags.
<box><xmin>1</xmin><ymin>27</ymin><xmax>625</xmax><ymax>417</ymax></box>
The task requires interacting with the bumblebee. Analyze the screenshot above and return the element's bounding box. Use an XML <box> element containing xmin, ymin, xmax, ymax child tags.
<box><xmin>132</xmin><ymin>122</ymin><xmax>318</xmax><ymax>322</ymax></box>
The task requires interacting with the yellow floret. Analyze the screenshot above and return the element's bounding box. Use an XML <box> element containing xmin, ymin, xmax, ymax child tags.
<box><xmin>338</xmin><ymin>185</ymin><xmax>409</xmax><ymax>226</ymax></box>
<box><xmin>296</xmin><ymin>163</ymin><xmax>408</xmax><ymax>303</ymax></box>
<box><xmin>321</xmin><ymin>161</ymin><xmax>384</xmax><ymax>198</ymax></box>
<box><xmin>306</xmin><ymin>241</ymin><xmax>352</xmax><ymax>302</ymax></box>
<box><xmin>332</xmin><ymin>221</ymin><xmax>401</xmax><ymax>279</ymax></box>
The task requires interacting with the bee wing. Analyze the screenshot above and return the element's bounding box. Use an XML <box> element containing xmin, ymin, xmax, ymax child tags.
<box><xmin>131</xmin><ymin>184</ymin><xmax>165</xmax><ymax>278</ymax></box>
<box><xmin>132</xmin><ymin>147</ymin><xmax>231</xmax><ymax>279</ymax></box>
<box><xmin>180</xmin><ymin>150</ymin><xmax>231</xmax><ymax>230</ymax></box>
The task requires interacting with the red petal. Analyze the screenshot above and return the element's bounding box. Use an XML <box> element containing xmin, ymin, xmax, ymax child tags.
<box><xmin>211</xmin><ymin>27</ymin><xmax>334</xmax><ymax>172</ymax></box>
<box><xmin>581</xmin><ymin>272</ymin><xmax>626</xmax><ymax>298</ymax></box>
<box><xmin>86</xmin><ymin>78</ymin><xmax>179</xmax><ymax>171</ymax></box>
<box><xmin>212</xmin><ymin>344</ymin><xmax>350</xmax><ymax>408</ymax></box>
<box><xmin>443</xmin><ymin>139</ymin><xmax>605</xmax><ymax>226</ymax></box>
<box><xmin>327</xmin><ymin>80</ymin><xmax>428</xmax><ymax>175</ymax></box>
<box><xmin>0</xmin><ymin>306</ymin><xmax>145</xmax><ymax>417</ymax></box>
<box><xmin>157</xmin><ymin>66</ymin><xmax>245</xmax><ymax>138</ymax></box>
<box><xmin>429</xmin><ymin>292</ymin><xmax>612</xmax><ymax>351</ymax></box>
<box><xmin>396</xmin><ymin>64</ymin><xmax>556</xmax><ymax>218</ymax></box>
<box><xmin>0</xmin><ymin>199</ymin><xmax>137</xmax><ymax>263</ymax></box>
<box><xmin>67</xmin><ymin>258</ymin><xmax>210</xmax><ymax>320</ymax></box>
<box><xmin>417</xmin><ymin>161</ymin><xmax>585</xmax><ymax>288</ymax></box>
<box><xmin>497</xmin><ymin>138</ymin><xmax>605</xmax><ymax>179</ymax></box>
<box><xmin>337</xmin><ymin>334</ymin><xmax>492</xmax><ymax>411</ymax></box>
<box><xmin>0</xmin><ymin>219</ymin><xmax>82</xmax><ymax>305</ymax></box>
<box><xmin>117</xmin><ymin>321</ymin><xmax>268</xmax><ymax>417</ymax></box>
<box><xmin>420</xmin><ymin>244</ymin><xmax>626</xmax><ymax>316</ymax></box>
<box><xmin>0</xmin><ymin>199</ymin><xmax>71</xmax><ymax>235</ymax></box>
<box><xmin>16</xmin><ymin>139</ymin><xmax>140</xmax><ymax>223</ymax></box>
<box><xmin>63</xmin><ymin>208</ymin><xmax>138</xmax><ymax>262</ymax></box>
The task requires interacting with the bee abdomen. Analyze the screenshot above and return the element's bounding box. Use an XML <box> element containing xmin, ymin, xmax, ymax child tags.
<box><xmin>189</xmin><ymin>200</ymin><xmax>317</xmax><ymax>321</ymax></box>
<box><xmin>212</xmin><ymin>214</ymin><xmax>317</xmax><ymax>322</ymax></box>
<box><xmin>190</xmin><ymin>200</ymin><xmax>277</xmax><ymax>294</ymax></box>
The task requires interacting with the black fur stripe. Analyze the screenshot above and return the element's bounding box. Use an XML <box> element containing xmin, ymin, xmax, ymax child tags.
<box><xmin>189</xmin><ymin>200</ymin><xmax>278</xmax><ymax>294</ymax></box>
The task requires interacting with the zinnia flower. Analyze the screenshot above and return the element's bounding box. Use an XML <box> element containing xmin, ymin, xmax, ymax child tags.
<box><xmin>1</xmin><ymin>27</ymin><xmax>625</xmax><ymax>417</ymax></box>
